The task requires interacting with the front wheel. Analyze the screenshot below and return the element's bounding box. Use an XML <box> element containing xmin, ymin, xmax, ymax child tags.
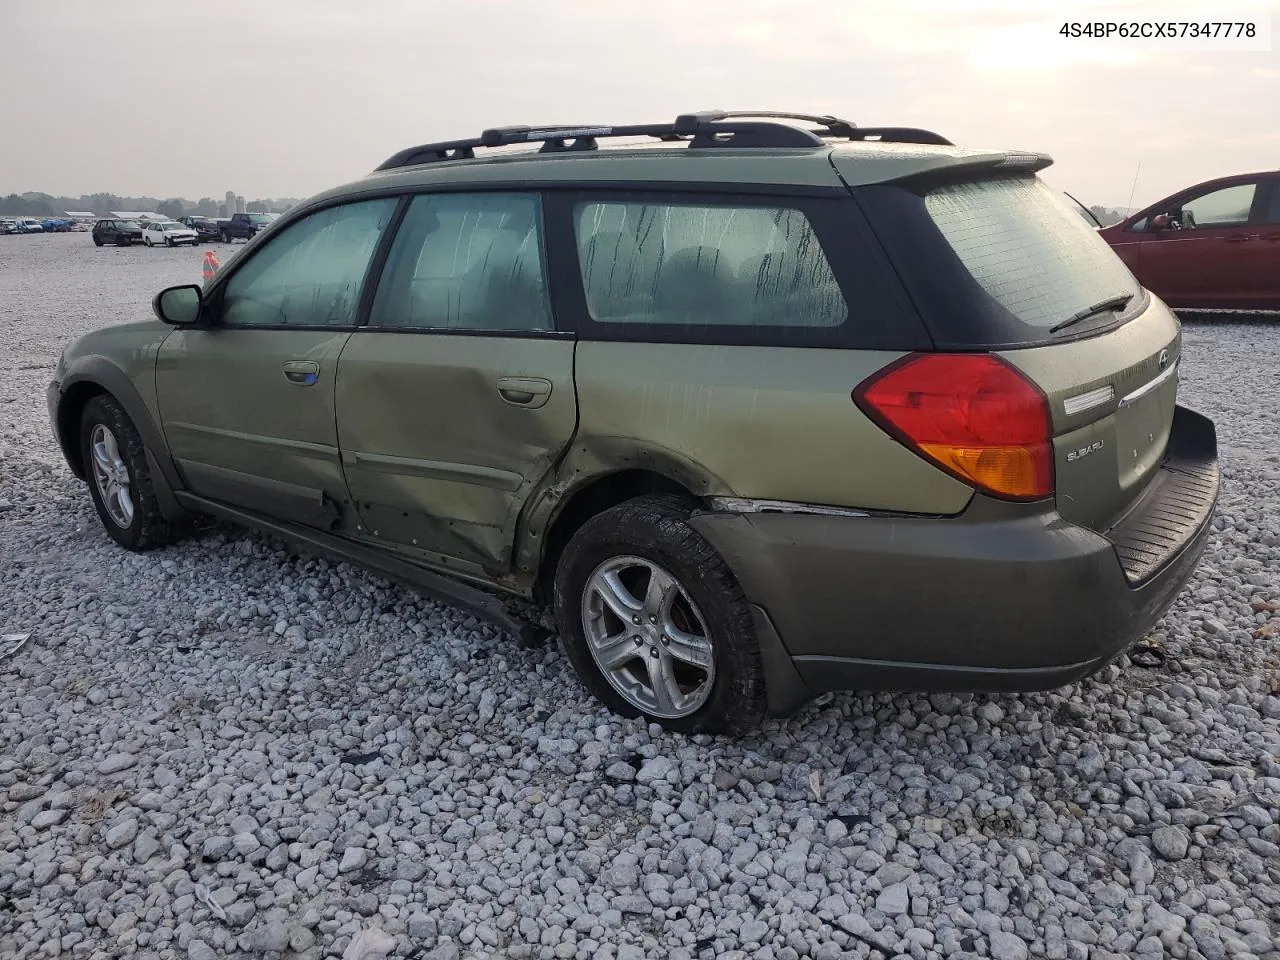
<box><xmin>165</xmin><ymin>237</ymin><xmax>173</xmax><ymax>247</ymax></box>
<box><xmin>219</xmin><ymin>231</ymin><xmax>230</xmax><ymax>243</ymax></box>
<box><xmin>80</xmin><ymin>395</ymin><xmax>176</xmax><ymax>551</ymax></box>
<box><xmin>553</xmin><ymin>495</ymin><xmax>766</xmax><ymax>734</ymax></box>
<box><xmin>93</xmin><ymin>237</ymin><xmax>103</xmax><ymax>247</ymax></box>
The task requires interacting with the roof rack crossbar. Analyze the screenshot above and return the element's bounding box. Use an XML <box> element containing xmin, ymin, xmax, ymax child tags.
<box><xmin>373</xmin><ymin>111</ymin><xmax>952</xmax><ymax>171</ymax></box>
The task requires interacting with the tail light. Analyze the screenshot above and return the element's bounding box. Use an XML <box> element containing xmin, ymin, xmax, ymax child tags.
<box><xmin>854</xmin><ymin>353</ymin><xmax>1054</xmax><ymax>501</ymax></box>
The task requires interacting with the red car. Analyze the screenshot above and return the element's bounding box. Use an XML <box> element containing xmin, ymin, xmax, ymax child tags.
<box><xmin>1099</xmin><ymin>170</ymin><xmax>1280</xmax><ymax>310</ymax></box>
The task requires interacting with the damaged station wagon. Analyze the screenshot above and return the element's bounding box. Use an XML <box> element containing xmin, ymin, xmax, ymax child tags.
<box><xmin>49</xmin><ymin>111</ymin><xmax>1220</xmax><ymax>733</ymax></box>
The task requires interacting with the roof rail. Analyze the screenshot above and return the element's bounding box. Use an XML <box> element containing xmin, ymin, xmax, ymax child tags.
<box><xmin>373</xmin><ymin>110</ymin><xmax>953</xmax><ymax>171</ymax></box>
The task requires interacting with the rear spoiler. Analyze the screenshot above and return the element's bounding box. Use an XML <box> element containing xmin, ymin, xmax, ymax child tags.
<box><xmin>832</xmin><ymin>147</ymin><xmax>1054</xmax><ymax>189</ymax></box>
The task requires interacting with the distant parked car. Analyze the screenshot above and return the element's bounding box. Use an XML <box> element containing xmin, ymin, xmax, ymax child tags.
<box><xmin>0</xmin><ymin>219</ymin><xmax>15</xmax><ymax>235</ymax></box>
<box><xmin>1099</xmin><ymin>170</ymin><xmax>1280</xmax><ymax>310</ymax></box>
<box><xmin>178</xmin><ymin>216</ymin><xmax>221</xmax><ymax>241</ymax></box>
<box><xmin>142</xmin><ymin>220</ymin><xmax>200</xmax><ymax>247</ymax></box>
<box><xmin>11</xmin><ymin>218</ymin><xmax>45</xmax><ymax>234</ymax></box>
<box><xmin>41</xmin><ymin>218</ymin><xmax>74</xmax><ymax>233</ymax></box>
<box><xmin>92</xmin><ymin>219</ymin><xmax>144</xmax><ymax>246</ymax></box>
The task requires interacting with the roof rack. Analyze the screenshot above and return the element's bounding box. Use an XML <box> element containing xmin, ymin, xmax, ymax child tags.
<box><xmin>374</xmin><ymin>110</ymin><xmax>953</xmax><ymax>172</ymax></box>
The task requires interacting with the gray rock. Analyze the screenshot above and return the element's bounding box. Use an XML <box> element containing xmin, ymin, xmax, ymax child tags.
<box><xmin>876</xmin><ymin>882</ymin><xmax>909</xmax><ymax>916</ymax></box>
<box><xmin>339</xmin><ymin>846</ymin><xmax>368</xmax><ymax>872</ymax></box>
<box><xmin>97</xmin><ymin>753</ymin><xmax>136</xmax><ymax>775</ymax></box>
<box><xmin>224</xmin><ymin>901</ymin><xmax>256</xmax><ymax>927</ymax></box>
<box><xmin>31</xmin><ymin>808</ymin><xmax>67</xmax><ymax>830</ymax></box>
<box><xmin>250</xmin><ymin>919</ymin><xmax>291</xmax><ymax>953</ymax></box>
<box><xmin>989</xmin><ymin>930</ymin><xmax>1030</xmax><ymax>960</ymax></box>
<box><xmin>635</xmin><ymin>756</ymin><xmax>675</xmax><ymax>784</ymax></box>
<box><xmin>1152</xmin><ymin>825</ymin><xmax>1190</xmax><ymax>860</ymax></box>
<box><xmin>188</xmin><ymin>940</ymin><xmax>217</xmax><ymax>960</ymax></box>
<box><xmin>105</xmin><ymin>818</ymin><xmax>138</xmax><ymax>850</ymax></box>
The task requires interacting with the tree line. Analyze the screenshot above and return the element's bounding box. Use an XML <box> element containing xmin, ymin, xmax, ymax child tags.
<box><xmin>2</xmin><ymin>192</ymin><xmax>301</xmax><ymax>218</ymax></box>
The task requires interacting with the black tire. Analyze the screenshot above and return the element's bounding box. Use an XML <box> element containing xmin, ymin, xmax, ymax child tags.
<box><xmin>79</xmin><ymin>394</ymin><xmax>176</xmax><ymax>551</ymax></box>
<box><xmin>219</xmin><ymin>230</ymin><xmax>229</xmax><ymax>243</ymax></box>
<box><xmin>165</xmin><ymin>237</ymin><xmax>173</xmax><ymax>247</ymax></box>
<box><xmin>93</xmin><ymin>237</ymin><xmax>103</xmax><ymax>247</ymax></box>
<box><xmin>553</xmin><ymin>494</ymin><xmax>766</xmax><ymax>734</ymax></box>
<box><xmin>117</xmin><ymin>237</ymin><xmax>131</xmax><ymax>246</ymax></box>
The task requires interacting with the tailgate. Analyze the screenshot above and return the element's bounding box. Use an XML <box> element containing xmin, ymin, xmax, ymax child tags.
<box><xmin>1000</xmin><ymin>299</ymin><xmax>1181</xmax><ymax>533</ymax></box>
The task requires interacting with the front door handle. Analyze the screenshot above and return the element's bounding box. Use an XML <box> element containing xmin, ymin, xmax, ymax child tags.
<box><xmin>497</xmin><ymin>377</ymin><xmax>552</xmax><ymax>408</ymax></box>
<box><xmin>1225</xmin><ymin>234</ymin><xmax>1259</xmax><ymax>243</ymax></box>
<box><xmin>282</xmin><ymin>360</ymin><xmax>320</xmax><ymax>386</ymax></box>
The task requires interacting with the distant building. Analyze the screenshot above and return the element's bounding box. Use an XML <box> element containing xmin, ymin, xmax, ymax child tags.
<box><xmin>235</xmin><ymin>195</ymin><xmax>246</xmax><ymax>214</ymax></box>
<box><xmin>109</xmin><ymin>211</ymin><xmax>165</xmax><ymax>221</ymax></box>
<box><xmin>63</xmin><ymin>211</ymin><xmax>97</xmax><ymax>223</ymax></box>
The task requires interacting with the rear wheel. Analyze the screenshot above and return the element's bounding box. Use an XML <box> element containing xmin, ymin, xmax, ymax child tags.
<box><xmin>80</xmin><ymin>395</ymin><xmax>176</xmax><ymax>551</ymax></box>
<box><xmin>553</xmin><ymin>495</ymin><xmax>766</xmax><ymax>734</ymax></box>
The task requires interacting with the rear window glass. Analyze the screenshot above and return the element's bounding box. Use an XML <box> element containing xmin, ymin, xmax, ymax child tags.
<box><xmin>858</xmin><ymin>174</ymin><xmax>1143</xmax><ymax>348</ymax></box>
<box><xmin>574</xmin><ymin>201</ymin><xmax>847</xmax><ymax>328</ymax></box>
<box><xmin>924</xmin><ymin>176</ymin><xmax>1139</xmax><ymax>330</ymax></box>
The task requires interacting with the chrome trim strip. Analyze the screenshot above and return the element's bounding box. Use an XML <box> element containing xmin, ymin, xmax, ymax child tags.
<box><xmin>1119</xmin><ymin>358</ymin><xmax>1179</xmax><ymax>408</ymax></box>
<box><xmin>1063</xmin><ymin>384</ymin><xmax>1114</xmax><ymax>416</ymax></box>
<box><xmin>708</xmin><ymin>497</ymin><xmax>869</xmax><ymax>518</ymax></box>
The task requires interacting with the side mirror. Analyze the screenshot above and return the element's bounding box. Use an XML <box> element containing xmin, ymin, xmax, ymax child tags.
<box><xmin>1150</xmin><ymin>214</ymin><xmax>1170</xmax><ymax>231</ymax></box>
<box><xmin>153</xmin><ymin>284</ymin><xmax>203</xmax><ymax>326</ymax></box>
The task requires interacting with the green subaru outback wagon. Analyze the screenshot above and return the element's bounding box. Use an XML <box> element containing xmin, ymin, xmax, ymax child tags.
<box><xmin>49</xmin><ymin>111</ymin><xmax>1219</xmax><ymax>733</ymax></box>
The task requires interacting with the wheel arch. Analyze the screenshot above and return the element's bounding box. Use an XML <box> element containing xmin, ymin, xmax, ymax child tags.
<box><xmin>530</xmin><ymin>468</ymin><xmax>698</xmax><ymax>604</ymax></box>
<box><xmin>56</xmin><ymin>361</ymin><xmax>189</xmax><ymax>520</ymax></box>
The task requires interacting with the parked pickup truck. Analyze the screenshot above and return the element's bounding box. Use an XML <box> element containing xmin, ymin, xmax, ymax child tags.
<box><xmin>214</xmin><ymin>212</ymin><xmax>272</xmax><ymax>243</ymax></box>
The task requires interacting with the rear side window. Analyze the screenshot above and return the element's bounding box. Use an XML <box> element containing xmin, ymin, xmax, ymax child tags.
<box><xmin>574</xmin><ymin>201</ymin><xmax>846</xmax><ymax>328</ymax></box>
<box><xmin>858</xmin><ymin>174</ymin><xmax>1142</xmax><ymax>347</ymax></box>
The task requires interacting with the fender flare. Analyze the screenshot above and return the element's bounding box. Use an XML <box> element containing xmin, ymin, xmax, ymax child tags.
<box><xmin>57</xmin><ymin>357</ymin><xmax>190</xmax><ymax>521</ymax></box>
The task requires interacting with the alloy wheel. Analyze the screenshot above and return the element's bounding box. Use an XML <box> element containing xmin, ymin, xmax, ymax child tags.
<box><xmin>581</xmin><ymin>556</ymin><xmax>715</xmax><ymax>718</ymax></box>
<box><xmin>89</xmin><ymin>423</ymin><xmax>134</xmax><ymax>528</ymax></box>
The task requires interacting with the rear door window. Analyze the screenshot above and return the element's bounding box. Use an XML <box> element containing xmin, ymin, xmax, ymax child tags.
<box><xmin>857</xmin><ymin>174</ymin><xmax>1143</xmax><ymax>347</ymax></box>
<box><xmin>369</xmin><ymin>192</ymin><xmax>552</xmax><ymax>332</ymax></box>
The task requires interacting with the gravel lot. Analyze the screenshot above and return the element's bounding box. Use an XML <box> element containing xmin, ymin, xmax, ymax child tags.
<box><xmin>1</xmin><ymin>232</ymin><xmax>1278</xmax><ymax>960</ymax></box>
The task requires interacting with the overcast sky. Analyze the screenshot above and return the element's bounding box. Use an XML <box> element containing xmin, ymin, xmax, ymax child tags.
<box><xmin>3</xmin><ymin>0</ymin><xmax>1276</xmax><ymax>208</ymax></box>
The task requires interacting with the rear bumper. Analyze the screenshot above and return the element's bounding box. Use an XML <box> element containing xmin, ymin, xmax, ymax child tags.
<box><xmin>690</xmin><ymin>405</ymin><xmax>1219</xmax><ymax>706</ymax></box>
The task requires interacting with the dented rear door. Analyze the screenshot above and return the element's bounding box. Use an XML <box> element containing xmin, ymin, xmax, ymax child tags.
<box><xmin>334</xmin><ymin>191</ymin><xmax>577</xmax><ymax>579</ymax></box>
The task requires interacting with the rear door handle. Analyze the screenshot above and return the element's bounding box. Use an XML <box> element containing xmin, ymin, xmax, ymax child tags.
<box><xmin>282</xmin><ymin>360</ymin><xmax>320</xmax><ymax>386</ymax></box>
<box><xmin>497</xmin><ymin>377</ymin><xmax>552</xmax><ymax>408</ymax></box>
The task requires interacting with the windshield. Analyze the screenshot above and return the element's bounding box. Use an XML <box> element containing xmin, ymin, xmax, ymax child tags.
<box><xmin>248</xmin><ymin>213</ymin><xmax>270</xmax><ymax>223</ymax></box>
<box><xmin>160</xmin><ymin>222</ymin><xmax>183</xmax><ymax>230</ymax></box>
<box><xmin>856</xmin><ymin>174</ymin><xmax>1143</xmax><ymax>348</ymax></box>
